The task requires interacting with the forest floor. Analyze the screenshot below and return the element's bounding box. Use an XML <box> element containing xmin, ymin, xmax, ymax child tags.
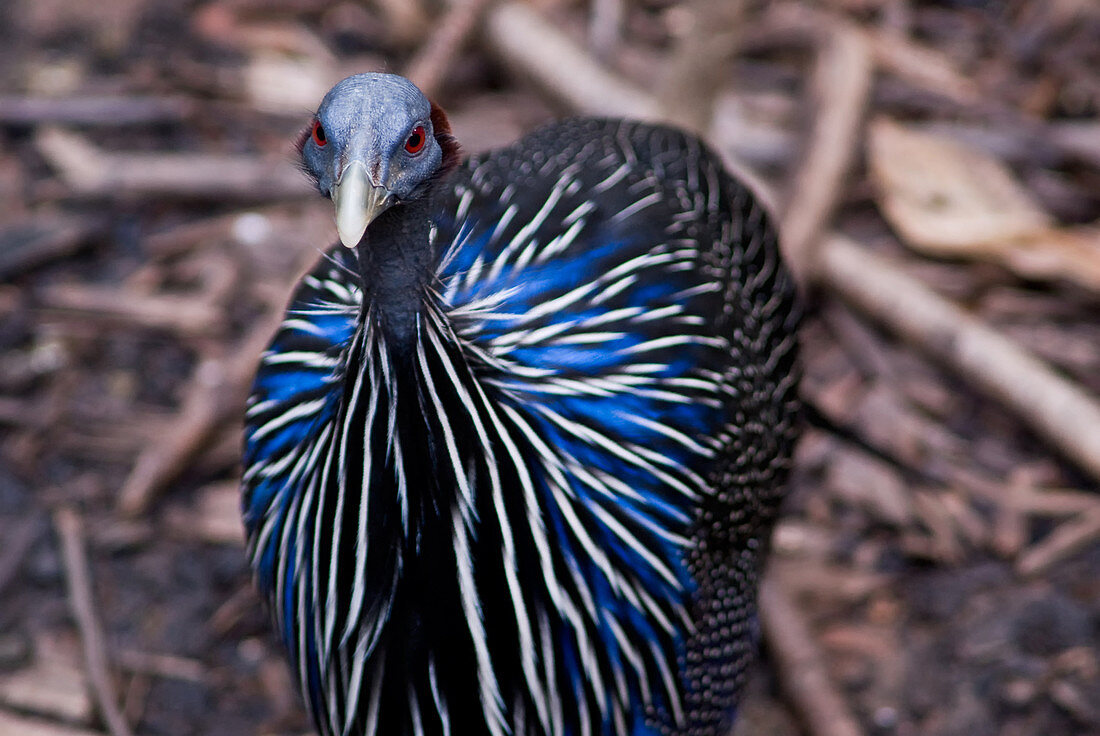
<box><xmin>0</xmin><ymin>1</ymin><xmax>1098</xmax><ymax>735</ymax></box>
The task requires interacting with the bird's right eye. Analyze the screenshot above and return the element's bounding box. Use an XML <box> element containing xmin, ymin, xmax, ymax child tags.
<box><xmin>311</xmin><ymin>120</ymin><xmax>327</xmax><ymax>147</ymax></box>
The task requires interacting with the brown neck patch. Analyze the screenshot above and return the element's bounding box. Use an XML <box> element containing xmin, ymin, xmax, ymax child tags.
<box><xmin>430</xmin><ymin>101</ymin><xmax>462</xmax><ymax>175</ymax></box>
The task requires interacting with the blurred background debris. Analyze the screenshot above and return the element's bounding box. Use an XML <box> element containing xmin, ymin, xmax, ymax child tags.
<box><xmin>0</xmin><ymin>1</ymin><xmax>1098</xmax><ymax>735</ymax></box>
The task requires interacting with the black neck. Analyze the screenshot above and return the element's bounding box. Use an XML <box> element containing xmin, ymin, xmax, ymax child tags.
<box><xmin>355</xmin><ymin>195</ymin><xmax>436</xmax><ymax>351</ymax></box>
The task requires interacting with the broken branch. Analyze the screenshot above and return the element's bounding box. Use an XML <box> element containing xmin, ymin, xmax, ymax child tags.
<box><xmin>405</xmin><ymin>0</ymin><xmax>499</xmax><ymax>101</ymax></box>
<box><xmin>54</xmin><ymin>506</ymin><xmax>134</xmax><ymax>736</ymax></box>
<box><xmin>36</xmin><ymin>128</ymin><xmax>311</xmax><ymax>202</ymax></box>
<box><xmin>760</xmin><ymin>577</ymin><xmax>864</xmax><ymax>736</ymax></box>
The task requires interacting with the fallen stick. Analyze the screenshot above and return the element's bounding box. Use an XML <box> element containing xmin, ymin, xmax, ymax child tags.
<box><xmin>115</xmin><ymin>650</ymin><xmax>205</xmax><ymax>684</ymax></box>
<box><xmin>116</xmin><ymin>360</ymin><xmax>227</xmax><ymax>517</ymax></box>
<box><xmin>36</xmin><ymin>127</ymin><xmax>311</xmax><ymax>202</ymax></box>
<box><xmin>0</xmin><ymin>95</ymin><xmax>193</xmax><ymax>127</ymax></box>
<box><xmin>54</xmin><ymin>507</ymin><xmax>134</xmax><ymax>736</ymax></box>
<box><xmin>1016</xmin><ymin>507</ymin><xmax>1100</xmax><ymax>578</ymax></box>
<box><xmin>745</xmin><ymin>3</ymin><xmax>979</xmax><ymax>109</ymax></box>
<box><xmin>819</xmin><ymin>234</ymin><xmax>1100</xmax><ymax>482</ymax></box>
<box><xmin>1050</xmin><ymin>121</ymin><xmax>1100</xmax><ymax>170</ymax></box>
<box><xmin>482</xmin><ymin>0</ymin><xmax>1100</xmax><ymax>485</ymax></box>
<box><xmin>405</xmin><ymin>0</ymin><xmax>499</xmax><ymax>101</ymax></box>
<box><xmin>483</xmin><ymin>3</ymin><xmax>660</xmax><ymax>121</ymax></box>
<box><xmin>766</xmin><ymin>4</ymin><xmax>873</xmax><ymax>285</ymax></box>
<box><xmin>0</xmin><ymin>709</ymin><xmax>104</xmax><ymax>736</ymax></box>
<box><xmin>759</xmin><ymin>577</ymin><xmax>864</xmax><ymax>736</ymax></box>
<box><xmin>1011</xmin><ymin>488</ymin><xmax>1100</xmax><ymax>517</ymax></box>
<box><xmin>117</xmin><ymin>309</ymin><xmax>285</xmax><ymax>517</ymax></box>
<box><xmin>38</xmin><ymin>283</ymin><xmax>224</xmax><ymax>336</ymax></box>
<box><xmin>855</xmin><ymin>19</ymin><xmax>980</xmax><ymax>107</ymax></box>
<box><xmin>587</xmin><ymin>0</ymin><xmax>624</xmax><ymax>63</ymax></box>
<box><xmin>656</xmin><ymin>0</ymin><xmax>747</xmax><ymax>135</ymax></box>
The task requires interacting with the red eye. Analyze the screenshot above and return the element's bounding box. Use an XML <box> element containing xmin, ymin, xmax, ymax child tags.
<box><xmin>405</xmin><ymin>125</ymin><xmax>426</xmax><ymax>154</ymax></box>
<box><xmin>311</xmin><ymin>120</ymin><xmax>327</xmax><ymax>147</ymax></box>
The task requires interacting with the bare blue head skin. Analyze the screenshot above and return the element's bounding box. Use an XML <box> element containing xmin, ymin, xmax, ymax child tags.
<box><xmin>300</xmin><ymin>73</ymin><xmax>446</xmax><ymax>248</ymax></box>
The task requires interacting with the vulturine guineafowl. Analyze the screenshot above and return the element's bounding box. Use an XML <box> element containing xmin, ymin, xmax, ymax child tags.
<box><xmin>241</xmin><ymin>72</ymin><xmax>800</xmax><ymax>736</ymax></box>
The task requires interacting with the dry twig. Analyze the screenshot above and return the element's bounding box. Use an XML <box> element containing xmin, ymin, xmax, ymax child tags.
<box><xmin>0</xmin><ymin>96</ymin><xmax>193</xmax><ymax>127</ymax></box>
<box><xmin>54</xmin><ymin>506</ymin><xmax>134</xmax><ymax>736</ymax></box>
<box><xmin>746</xmin><ymin>3</ymin><xmax>979</xmax><ymax>109</ymax></box>
<box><xmin>0</xmin><ymin>709</ymin><xmax>103</xmax><ymax>736</ymax></box>
<box><xmin>117</xmin><ymin>309</ymin><xmax>285</xmax><ymax>516</ymax></box>
<box><xmin>819</xmin><ymin>234</ymin><xmax>1100</xmax><ymax>483</ymax></box>
<box><xmin>484</xmin><ymin>3</ymin><xmax>660</xmax><ymax>121</ymax></box>
<box><xmin>767</xmin><ymin>5</ymin><xmax>873</xmax><ymax>284</ymax></box>
<box><xmin>405</xmin><ymin>0</ymin><xmax>499</xmax><ymax>101</ymax></box>
<box><xmin>1017</xmin><ymin>508</ymin><xmax>1100</xmax><ymax>578</ymax></box>
<box><xmin>657</xmin><ymin>0</ymin><xmax>747</xmax><ymax>135</ymax></box>
<box><xmin>759</xmin><ymin>577</ymin><xmax>864</xmax><ymax>736</ymax></box>
<box><xmin>38</xmin><ymin>283</ymin><xmax>224</xmax><ymax>337</ymax></box>
<box><xmin>858</xmin><ymin>21</ymin><xmax>979</xmax><ymax>107</ymax></box>
<box><xmin>36</xmin><ymin>128</ymin><xmax>310</xmax><ymax>201</ymax></box>
<box><xmin>482</xmin><ymin>2</ymin><xmax>774</xmax><ymax>202</ymax></box>
<box><xmin>588</xmin><ymin>0</ymin><xmax>624</xmax><ymax>63</ymax></box>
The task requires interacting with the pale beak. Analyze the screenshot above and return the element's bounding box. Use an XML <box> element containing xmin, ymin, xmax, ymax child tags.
<box><xmin>333</xmin><ymin>160</ymin><xmax>394</xmax><ymax>247</ymax></box>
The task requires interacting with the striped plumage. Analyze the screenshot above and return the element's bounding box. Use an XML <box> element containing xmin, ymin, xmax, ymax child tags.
<box><xmin>241</xmin><ymin>74</ymin><xmax>799</xmax><ymax>736</ymax></box>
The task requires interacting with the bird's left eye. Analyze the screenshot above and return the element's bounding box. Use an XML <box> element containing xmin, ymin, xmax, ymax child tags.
<box><xmin>311</xmin><ymin>120</ymin><xmax>327</xmax><ymax>147</ymax></box>
<box><xmin>405</xmin><ymin>126</ymin><xmax>426</xmax><ymax>154</ymax></box>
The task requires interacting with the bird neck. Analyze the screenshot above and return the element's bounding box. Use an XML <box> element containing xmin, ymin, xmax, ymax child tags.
<box><xmin>354</xmin><ymin>196</ymin><xmax>436</xmax><ymax>350</ymax></box>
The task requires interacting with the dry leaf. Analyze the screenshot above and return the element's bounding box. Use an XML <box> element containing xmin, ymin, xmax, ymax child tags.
<box><xmin>999</xmin><ymin>226</ymin><xmax>1100</xmax><ymax>291</ymax></box>
<box><xmin>870</xmin><ymin>118</ymin><xmax>1100</xmax><ymax>293</ymax></box>
<box><xmin>0</xmin><ymin>634</ymin><xmax>92</xmax><ymax>724</ymax></box>
<box><xmin>869</xmin><ymin>116</ymin><xmax>1051</xmax><ymax>252</ymax></box>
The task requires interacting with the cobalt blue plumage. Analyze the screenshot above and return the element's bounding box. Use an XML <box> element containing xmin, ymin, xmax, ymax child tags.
<box><xmin>241</xmin><ymin>73</ymin><xmax>800</xmax><ymax>736</ymax></box>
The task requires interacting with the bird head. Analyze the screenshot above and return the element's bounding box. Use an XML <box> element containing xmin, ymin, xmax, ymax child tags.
<box><xmin>298</xmin><ymin>73</ymin><xmax>460</xmax><ymax>248</ymax></box>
